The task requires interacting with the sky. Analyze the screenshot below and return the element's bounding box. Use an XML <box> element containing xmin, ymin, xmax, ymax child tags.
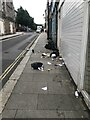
<box><xmin>13</xmin><ymin>0</ymin><xmax>47</xmax><ymax>24</ymax></box>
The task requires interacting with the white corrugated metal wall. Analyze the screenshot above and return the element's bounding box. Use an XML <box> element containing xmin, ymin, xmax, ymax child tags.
<box><xmin>84</xmin><ymin>1</ymin><xmax>90</xmax><ymax>95</ymax></box>
<box><xmin>60</xmin><ymin>0</ymin><xmax>84</xmax><ymax>85</ymax></box>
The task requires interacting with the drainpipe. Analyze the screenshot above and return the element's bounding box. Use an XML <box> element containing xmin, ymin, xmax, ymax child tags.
<box><xmin>56</xmin><ymin>2</ymin><xmax>59</xmax><ymax>48</ymax></box>
<box><xmin>47</xmin><ymin>0</ymin><xmax>49</xmax><ymax>40</ymax></box>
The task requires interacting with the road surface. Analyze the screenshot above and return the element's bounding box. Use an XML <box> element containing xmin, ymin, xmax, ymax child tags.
<box><xmin>1</xmin><ymin>32</ymin><xmax>37</xmax><ymax>74</ymax></box>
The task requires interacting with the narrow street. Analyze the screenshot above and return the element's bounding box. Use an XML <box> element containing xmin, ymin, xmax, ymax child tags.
<box><xmin>0</xmin><ymin>0</ymin><xmax>90</xmax><ymax>119</ymax></box>
<box><xmin>2</xmin><ymin>32</ymin><xmax>37</xmax><ymax>73</ymax></box>
<box><xmin>2</xmin><ymin>33</ymin><xmax>90</xmax><ymax>119</ymax></box>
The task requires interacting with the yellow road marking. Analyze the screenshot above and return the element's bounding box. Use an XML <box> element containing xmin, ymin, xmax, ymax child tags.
<box><xmin>0</xmin><ymin>35</ymin><xmax>38</xmax><ymax>81</ymax></box>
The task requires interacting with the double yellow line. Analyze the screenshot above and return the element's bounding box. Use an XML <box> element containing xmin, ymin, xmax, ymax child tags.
<box><xmin>0</xmin><ymin>35</ymin><xmax>38</xmax><ymax>81</ymax></box>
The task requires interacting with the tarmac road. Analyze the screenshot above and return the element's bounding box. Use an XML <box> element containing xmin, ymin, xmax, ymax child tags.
<box><xmin>1</xmin><ymin>32</ymin><xmax>37</xmax><ymax>74</ymax></box>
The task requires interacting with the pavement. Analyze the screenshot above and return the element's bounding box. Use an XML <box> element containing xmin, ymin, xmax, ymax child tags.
<box><xmin>1</xmin><ymin>33</ymin><xmax>90</xmax><ymax>119</ymax></box>
<box><xmin>0</xmin><ymin>32</ymin><xmax>23</xmax><ymax>40</ymax></box>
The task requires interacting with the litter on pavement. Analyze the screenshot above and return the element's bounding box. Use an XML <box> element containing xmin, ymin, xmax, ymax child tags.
<box><xmin>42</xmin><ymin>53</ymin><xmax>47</xmax><ymax>57</ymax></box>
<box><xmin>62</xmin><ymin>62</ymin><xmax>65</xmax><ymax>65</ymax></box>
<box><xmin>59</xmin><ymin>57</ymin><xmax>63</xmax><ymax>60</ymax></box>
<box><xmin>26</xmin><ymin>48</ymin><xmax>29</xmax><ymax>51</ymax></box>
<box><xmin>47</xmin><ymin>69</ymin><xmax>51</xmax><ymax>71</ymax></box>
<box><xmin>42</xmin><ymin>53</ymin><xmax>50</xmax><ymax>58</ymax></box>
<box><xmin>75</xmin><ymin>90</ymin><xmax>79</xmax><ymax>98</ymax></box>
<box><xmin>38</xmin><ymin>67</ymin><xmax>44</xmax><ymax>71</ymax></box>
<box><xmin>42</xmin><ymin>86</ymin><xmax>47</xmax><ymax>91</ymax></box>
<box><xmin>50</xmin><ymin>50</ymin><xmax>59</xmax><ymax>58</ymax></box>
<box><xmin>31</xmin><ymin>62</ymin><xmax>43</xmax><ymax>70</ymax></box>
<box><xmin>47</xmin><ymin>62</ymin><xmax>52</xmax><ymax>65</ymax></box>
<box><xmin>32</xmin><ymin>49</ymin><xmax>34</xmax><ymax>53</ymax></box>
<box><xmin>51</xmin><ymin>53</ymin><xmax>56</xmax><ymax>58</ymax></box>
<box><xmin>55</xmin><ymin>64</ymin><xmax>63</xmax><ymax>67</ymax></box>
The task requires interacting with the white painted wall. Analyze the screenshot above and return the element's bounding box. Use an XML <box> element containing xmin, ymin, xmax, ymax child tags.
<box><xmin>10</xmin><ymin>22</ymin><xmax>13</xmax><ymax>33</ymax></box>
<box><xmin>0</xmin><ymin>19</ymin><xmax>4</xmax><ymax>35</ymax></box>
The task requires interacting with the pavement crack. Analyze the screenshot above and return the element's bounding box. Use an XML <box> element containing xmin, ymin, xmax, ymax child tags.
<box><xmin>14</xmin><ymin>109</ymin><xmax>18</xmax><ymax>118</ymax></box>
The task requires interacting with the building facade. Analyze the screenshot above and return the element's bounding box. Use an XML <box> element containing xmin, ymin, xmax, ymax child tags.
<box><xmin>0</xmin><ymin>0</ymin><xmax>4</xmax><ymax>35</ymax></box>
<box><xmin>0</xmin><ymin>0</ymin><xmax>15</xmax><ymax>35</ymax></box>
<box><xmin>47</xmin><ymin>0</ymin><xmax>90</xmax><ymax>109</ymax></box>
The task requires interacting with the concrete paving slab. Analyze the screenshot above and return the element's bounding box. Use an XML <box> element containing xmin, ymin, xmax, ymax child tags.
<box><xmin>13</xmin><ymin>81</ymin><xmax>48</xmax><ymax>94</ymax></box>
<box><xmin>64</xmin><ymin>110</ymin><xmax>89</xmax><ymax>118</ymax></box>
<box><xmin>22</xmin><ymin>65</ymin><xmax>34</xmax><ymax>74</ymax></box>
<box><xmin>2</xmin><ymin>80</ymin><xmax>17</xmax><ymax>93</ymax></box>
<box><xmin>5</xmin><ymin>94</ymin><xmax>38</xmax><ymax>110</ymax></box>
<box><xmin>33</xmin><ymin>73</ymin><xmax>53</xmax><ymax>82</ymax></box>
<box><xmin>17</xmin><ymin>73</ymin><xmax>33</xmax><ymax>82</ymax></box>
<box><xmin>48</xmin><ymin>82</ymin><xmax>74</xmax><ymax>94</ymax></box>
<box><xmin>2</xmin><ymin>110</ymin><xmax>16</xmax><ymax>118</ymax></box>
<box><xmin>15</xmin><ymin>110</ymin><xmax>64</xmax><ymax>118</ymax></box>
<box><xmin>2</xmin><ymin>33</ymin><xmax>90</xmax><ymax>119</ymax></box>
<box><xmin>37</xmin><ymin>94</ymin><xmax>87</xmax><ymax>111</ymax></box>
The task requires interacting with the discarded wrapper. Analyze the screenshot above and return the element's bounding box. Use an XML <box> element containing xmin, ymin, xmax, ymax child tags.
<box><xmin>42</xmin><ymin>86</ymin><xmax>47</xmax><ymax>91</ymax></box>
<box><xmin>47</xmin><ymin>62</ymin><xmax>52</xmax><ymax>65</ymax></box>
<box><xmin>75</xmin><ymin>91</ymin><xmax>79</xmax><ymax>98</ymax></box>
<box><xmin>52</xmin><ymin>58</ymin><xmax>54</xmax><ymax>61</ymax></box>
<box><xmin>48</xmin><ymin>69</ymin><xmax>51</xmax><ymax>71</ymax></box>
<box><xmin>42</xmin><ymin>53</ymin><xmax>47</xmax><ymax>57</ymax></box>
<box><xmin>59</xmin><ymin>58</ymin><xmax>63</xmax><ymax>60</ymax></box>
<box><xmin>55</xmin><ymin>64</ymin><xmax>63</xmax><ymax>67</ymax></box>
<box><xmin>51</xmin><ymin>54</ymin><xmax>56</xmax><ymax>58</ymax></box>
<box><xmin>42</xmin><ymin>53</ymin><xmax>50</xmax><ymax>58</ymax></box>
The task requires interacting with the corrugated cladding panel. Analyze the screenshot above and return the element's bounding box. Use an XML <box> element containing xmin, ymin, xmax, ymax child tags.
<box><xmin>84</xmin><ymin>31</ymin><xmax>90</xmax><ymax>94</ymax></box>
<box><xmin>60</xmin><ymin>0</ymin><xmax>84</xmax><ymax>84</ymax></box>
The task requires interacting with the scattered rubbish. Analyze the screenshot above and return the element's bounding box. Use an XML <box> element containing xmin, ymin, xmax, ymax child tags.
<box><xmin>42</xmin><ymin>53</ymin><xmax>50</xmax><ymax>58</ymax></box>
<box><xmin>32</xmin><ymin>49</ymin><xmax>34</xmax><ymax>53</ymax></box>
<box><xmin>75</xmin><ymin>90</ymin><xmax>79</xmax><ymax>98</ymax></box>
<box><xmin>42</xmin><ymin>53</ymin><xmax>47</xmax><ymax>57</ymax></box>
<box><xmin>26</xmin><ymin>48</ymin><xmax>29</xmax><ymax>51</ymax></box>
<box><xmin>46</xmin><ymin>53</ymin><xmax>50</xmax><ymax>57</ymax></box>
<box><xmin>38</xmin><ymin>67</ymin><xmax>41</xmax><ymax>70</ymax></box>
<box><xmin>38</xmin><ymin>67</ymin><xmax>44</xmax><ymax>71</ymax></box>
<box><xmin>48</xmin><ymin>69</ymin><xmax>51</xmax><ymax>71</ymax></box>
<box><xmin>31</xmin><ymin>62</ymin><xmax>43</xmax><ymax>70</ymax></box>
<box><xmin>59</xmin><ymin>57</ymin><xmax>63</xmax><ymax>60</ymax></box>
<box><xmin>51</xmin><ymin>54</ymin><xmax>56</xmax><ymax>58</ymax></box>
<box><xmin>52</xmin><ymin>58</ymin><xmax>54</xmax><ymax>61</ymax></box>
<box><xmin>62</xmin><ymin>62</ymin><xmax>65</xmax><ymax>65</ymax></box>
<box><xmin>47</xmin><ymin>62</ymin><xmax>52</xmax><ymax>65</ymax></box>
<box><xmin>57</xmin><ymin>111</ymin><xmax>65</xmax><ymax>117</ymax></box>
<box><xmin>55</xmin><ymin>64</ymin><xmax>63</xmax><ymax>67</ymax></box>
<box><xmin>42</xmin><ymin>86</ymin><xmax>47</xmax><ymax>91</ymax></box>
<box><xmin>45</xmin><ymin>39</ymin><xmax>57</xmax><ymax>50</ymax></box>
<box><xmin>50</xmin><ymin>50</ymin><xmax>59</xmax><ymax>58</ymax></box>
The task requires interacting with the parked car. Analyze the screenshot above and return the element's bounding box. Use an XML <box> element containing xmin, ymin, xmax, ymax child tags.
<box><xmin>36</xmin><ymin>29</ymin><xmax>41</xmax><ymax>33</ymax></box>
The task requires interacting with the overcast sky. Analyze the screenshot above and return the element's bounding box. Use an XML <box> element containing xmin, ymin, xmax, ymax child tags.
<box><xmin>13</xmin><ymin>0</ymin><xmax>47</xmax><ymax>24</ymax></box>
